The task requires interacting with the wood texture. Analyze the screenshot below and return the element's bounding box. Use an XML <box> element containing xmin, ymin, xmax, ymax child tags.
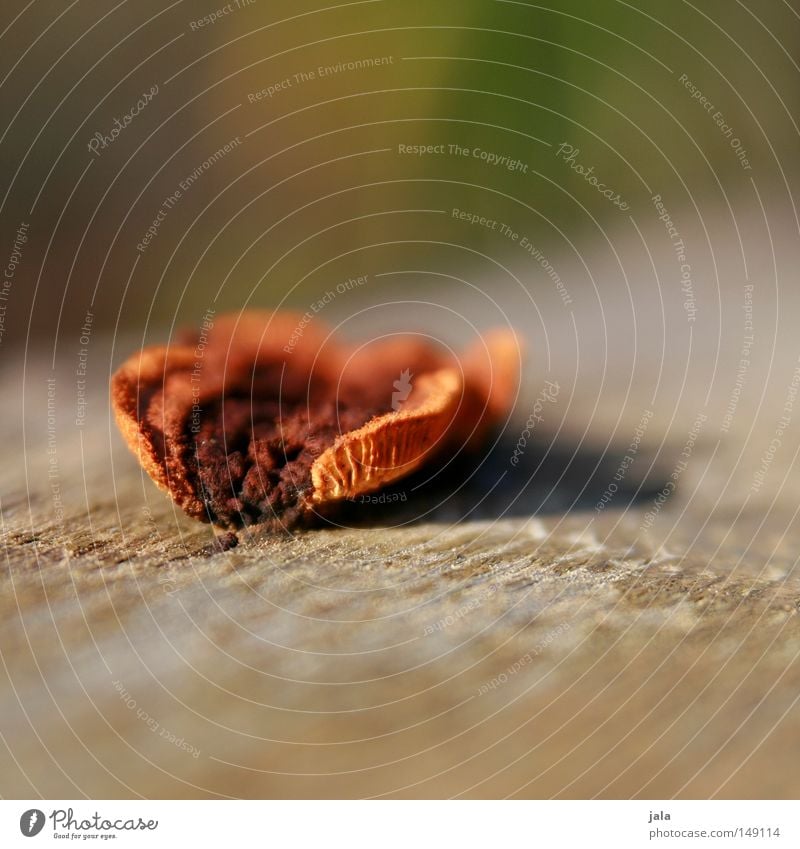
<box><xmin>2</xmin><ymin>325</ymin><xmax>800</xmax><ymax>799</ymax></box>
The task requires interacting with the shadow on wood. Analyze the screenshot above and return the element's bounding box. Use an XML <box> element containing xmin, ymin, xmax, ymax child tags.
<box><xmin>329</xmin><ymin>437</ymin><xmax>671</xmax><ymax>529</ymax></box>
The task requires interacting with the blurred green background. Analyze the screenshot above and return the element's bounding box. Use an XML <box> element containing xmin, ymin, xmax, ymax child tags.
<box><xmin>0</xmin><ymin>0</ymin><xmax>797</xmax><ymax>348</ymax></box>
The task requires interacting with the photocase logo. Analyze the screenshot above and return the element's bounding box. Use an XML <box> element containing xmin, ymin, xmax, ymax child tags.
<box><xmin>19</xmin><ymin>809</ymin><xmax>45</xmax><ymax>837</ymax></box>
<box><xmin>392</xmin><ymin>368</ymin><xmax>413</xmax><ymax>411</ymax></box>
<box><xmin>14</xmin><ymin>807</ymin><xmax>160</xmax><ymax>838</ymax></box>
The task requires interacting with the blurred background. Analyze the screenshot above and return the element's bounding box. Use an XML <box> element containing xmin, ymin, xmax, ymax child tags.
<box><xmin>1</xmin><ymin>0</ymin><xmax>797</xmax><ymax>350</ymax></box>
<box><xmin>2</xmin><ymin>0</ymin><xmax>800</xmax><ymax>801</ymax></box>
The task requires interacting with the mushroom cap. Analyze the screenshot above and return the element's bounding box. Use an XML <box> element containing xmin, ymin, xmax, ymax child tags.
<box><xmin>310</xmin><ymin>369</ymin><xmax>462</xmax><ymax>503</ymax></box>
<box><xmin>111</xmin><ymin>310</ymin><xmax>522</xmax><ymax>525</ymax></box>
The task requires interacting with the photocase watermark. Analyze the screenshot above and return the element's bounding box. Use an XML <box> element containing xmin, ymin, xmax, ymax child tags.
<box><xmin>452</xmin><ymin>208</ymin><xmax>573</xmax><ymax>307</ymax></box>
<box><xmin>75</xmin><ymin>310</ymin><xmax>93</xmax><ymax>428</ymax></box>
<box><xmin>282</xmin><ymin>275</ymin><xmax>368</xmax><ymax>353</ymax></box>
<box><xmin>0</xmin><ymin>221</ymin><xmax>29</xmax><ymax>348</ymax></box>
<box><xmin>511</xmin><ymin>380</ymin><xmax>560</xmax><ymax>466</ymax></box>
<box><xmin>346</xmin><ymin>491</ymin><xmax>407</xmax><ymax>505</ymax></box>
<box><xmin>452</xmin><ymin>207</ymin><xmax>502</xmax><ymax>231</ymax></box>
<box><xmin>398</xmin><ymin>142</ymin><xmax>528</xmax><ymax>173</ymax></box>
<box><xmin>20</xmin><ymin>808</ymin><xmax>159</xmax><ymax>836</ymax></box>
<box><xmin>141</xmin><ymin>505</ymin><xmax>172</xmax><ymax>563</ymax></box>
<box><xmin>189</xmin><ymin>0</ymin><xmax>256</xmax><ymax>31</ymax></box>
<box><xmin>652</xmin><ymin>194</ymin><xmax>695</xmax><ymax>322</ymax></box>
<box><xmin>248</xmin><ymin>56</ymin><xmax>394</xmax><ymax>102</ymax></box>
<box><xmin>720</xmin><ymin>283</ymin><xmax>754</xmax><ymax>433</ymax></box>
<box><xmin>641</xmin><ymin>411</ymin><xmax>707</xmax><ymax>529</ymax></box>
<box><xmin>555</xmin><ymin>143</ymin><xmax>630</xmax><ymax>211</ymax></box>
<box><xmin>113</xmin><ymin>679</ymin><xmax>200</xmax><ymax>758</ymax></box>
<box><xmin>678</xmin><ymin>73</ymin><xmax>752</xmax><ymax>170</ymax></box>
<box><xmin>46</xmin><ymin>377</ymin><xmax>65</xmax><ymax>532</ymax></box>
<box><xmin>423</xmin><ymin>583</ymin><xmax>498</xmax><ymax>636</ymax></box>
<box><xmin>87</xmin><ymin>85</ymin><xmax>158</xmax><ymax>157</ymax></box>
<box><xmin>504</xmin><ymin>224</ymin><xmax>572</xmax><ymax>307</ymax></box>
<box><xmin>477</xmin><ymin>622</ymin><xmax>571</xmax><ymax>695</ymax></box>
<box><xmin>595</xmin><ymin>408</ymin><xmax>654</xmax><ymax>512</ymax></box>
<box><xmin>751</xmin><ymin>356</ymin><xmax>800</xmax><ymax>494</ymax></box>
<box><xmin>137</xmin><ymin>137</ymin><xmax>242</xmax><ymax>253</ymax></box>
<box><xmin>20</xmin><ymin>809</ymin><xmax>45</xmax><ymax>837</ymax></box>
<box><xmin>392</xmin><ymin>368</ymin><xmax>413</xmax><ymax>411</ymax></box>
<box><xmin>189</xmin><ymin>308</ymin><xmax>216</xmax><ymax>434</ymax></box>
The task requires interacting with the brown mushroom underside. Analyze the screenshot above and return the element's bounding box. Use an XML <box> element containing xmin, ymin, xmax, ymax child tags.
<box><xmin>111</xmin><ymin>311</ymin><xmax>520</xmax><ymax>531</ymax></box>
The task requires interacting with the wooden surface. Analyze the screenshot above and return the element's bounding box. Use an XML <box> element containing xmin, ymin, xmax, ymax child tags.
<box><xmin>3</xmin><ymin>209</ymin><xmax>800</xmax><ymax>798</ymax></box>
<box><xmin>2</xmin><ymin>362</ymin><xmax>799</xmax><ymax>798</ymax></box>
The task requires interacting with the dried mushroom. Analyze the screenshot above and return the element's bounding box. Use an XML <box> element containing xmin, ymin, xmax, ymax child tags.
<box><xmin>111</xmin><ymin>310</ymin><xmax>520</xmax><ymax>531</ymax></box>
